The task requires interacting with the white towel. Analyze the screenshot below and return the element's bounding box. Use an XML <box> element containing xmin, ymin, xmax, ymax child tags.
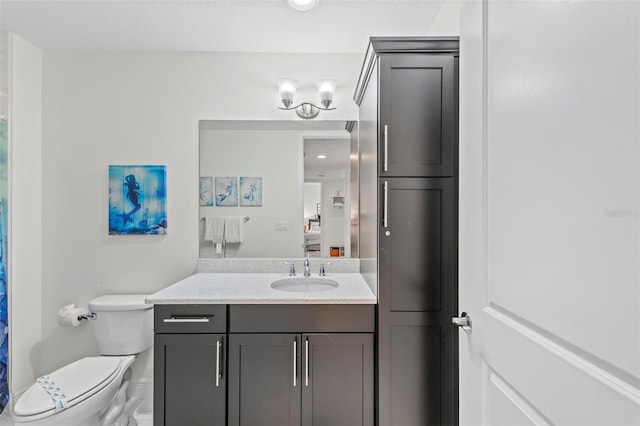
<box><xmin>204</xmin><ymin>216</ymin><xmax>225</xmax><ymax>243</ymax></box>
<box><xmin>224</xmin><ymin>216</ymin><xmax>244</xmax><ymax>243</ymax></box>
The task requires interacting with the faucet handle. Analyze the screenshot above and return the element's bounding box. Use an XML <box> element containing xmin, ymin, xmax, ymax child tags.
<box><xmin>319</xmin><ymin>262</ymin><xmax>332</xmax><ymax>276</ymax></box>
<box><xmin>283</xmin><ymin>262</ymin><xmax>296</xmax><ymax>276</ymax></box>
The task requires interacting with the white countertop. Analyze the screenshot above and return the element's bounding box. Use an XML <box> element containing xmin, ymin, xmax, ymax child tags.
<box><xmin>146</xmin><ymin>273</ymin><xmax>377</xmax><ymax>305</ymax></box>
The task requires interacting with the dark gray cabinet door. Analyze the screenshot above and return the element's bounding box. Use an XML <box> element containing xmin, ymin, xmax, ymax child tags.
<box><xmin>154</xmin><ymin>333</ymin><xmax>225</xmax><ymax>426</ymax></box>
<box><xmin>379</xmin><ymin>54</ymin><xmax>457</xmax><ymax>177</ymax></box>
<box><xmin>380</xmin><ymin>178</ymin><xmax>455</xmax><ymax>313</ymax></box>
<box><xmin>301</xmin><ymin>333</ymin><xmax>374</xmax><ymax>426</ymax></box>
<box><xmin>228</xmin><ymin>334</ymin><xmax>301</xmax><ymax>426</ymax></box>
<box><xmin>378</xmin><ymin>178</ymin><xmax>457</xmax><ymax>425</ymax></box>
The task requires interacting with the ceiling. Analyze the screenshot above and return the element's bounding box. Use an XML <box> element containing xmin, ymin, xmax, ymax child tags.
<box><xmin>0</xmin><ymin>0</ymin><xmax>449</xmax><ymax>53</ymax></box>
<box><xmin>304</xmin><ymin>137</ymin><xmax>350</xmax><ymax>180</ymax></box>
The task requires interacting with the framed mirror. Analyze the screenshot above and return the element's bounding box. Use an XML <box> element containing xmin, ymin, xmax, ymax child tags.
<box><xmin>199</xmin><ymin>120</ymin><xmax>357</xmax><ymax>259</ymax></box>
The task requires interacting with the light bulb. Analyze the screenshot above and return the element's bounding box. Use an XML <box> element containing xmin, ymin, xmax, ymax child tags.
<box><xmin>317</xmin><ymin>78</ymin><xmax>337</xmax><ymax>109</ymax></box>
<box><xmin>287</xmin><ymin>0</ymin><xmax>318</xmax><ymax>12</ymax></box>
<box><xmin>277</xmin><ymin>78</ymin><xmax>298</xmax><ymax>109</ymax></box>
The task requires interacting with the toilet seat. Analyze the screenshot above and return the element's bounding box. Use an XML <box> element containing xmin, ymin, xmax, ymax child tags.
<box><xmin>14</xmin><ymin>357</ymin><xmax>125</xmax><ymax>419</ymax></box>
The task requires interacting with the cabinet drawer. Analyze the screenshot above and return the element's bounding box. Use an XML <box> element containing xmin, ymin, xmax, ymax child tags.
<box><xmin>230</xmin><ymin>305</ymin><xmax>375</xmax><ymax>333</ymax></box>
<box><xmin>154</xmin><ymin>304</ymin><xmax>227</xmax><ymax>334</ymax></box>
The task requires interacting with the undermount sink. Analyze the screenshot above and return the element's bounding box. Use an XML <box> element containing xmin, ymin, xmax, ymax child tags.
<box><xmin>271</xmin><ymin>277</ymin><xmax>339</xmax><ymax>292</ymax></box>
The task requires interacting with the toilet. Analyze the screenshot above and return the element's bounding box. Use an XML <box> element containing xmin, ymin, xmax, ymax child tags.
<box><xmin>13</xmin><ymin>294</ymin><xmax>153</xmax><ymax>425</ymax></box>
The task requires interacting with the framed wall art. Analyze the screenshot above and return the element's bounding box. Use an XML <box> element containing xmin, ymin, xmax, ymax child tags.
<box><xmin>109</xmin><ymin>165</ymin><xmax>167</xmax><ymax>235</ymax></box>
<box><xmin>215</xmin><ymin>176</ymin><xmax>238</xmax><ymax>206</ymax></box>
<box><xmin>240</xmin><ymin>177</ymin><xmax>263</xmax><ymax>207</ymax></box>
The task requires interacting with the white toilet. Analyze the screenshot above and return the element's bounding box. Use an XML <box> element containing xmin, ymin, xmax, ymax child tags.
<box><xmin>13</xmin><ymin>294</ymin><xmax>153</xmax><ymax>425</ymax></box>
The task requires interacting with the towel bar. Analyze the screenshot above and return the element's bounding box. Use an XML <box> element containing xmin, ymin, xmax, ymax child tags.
<box><xmin>201</xmin><ymin>216</ymin><xmax>249</xmax><ymax>222</ymax></box>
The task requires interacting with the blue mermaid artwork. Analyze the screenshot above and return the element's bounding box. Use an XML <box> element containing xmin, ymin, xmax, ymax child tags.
<box><xmin>108</xmin><ymin>165</ymin><xmax>167</xmax><ymax>235</ymax></box>
<box><xmin>119</xmin><ymin>174</ymin><xmax>142</xmax><ymax>225</ymax></box>
<box><xmin>239</xmin><ymin>177</ymin><xmax>262</xmax><ymax>206</ymax></box>
<box><xmin>214</xmin><ymin>177</ymin><xmax>238</xmax><ymax>206</ymax></box>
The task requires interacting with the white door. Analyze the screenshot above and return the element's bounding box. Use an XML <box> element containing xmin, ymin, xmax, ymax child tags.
<box><xmin>458</xmin><ymin>1</ymin><xmax>640</xmax><ymax>424</ymax></box>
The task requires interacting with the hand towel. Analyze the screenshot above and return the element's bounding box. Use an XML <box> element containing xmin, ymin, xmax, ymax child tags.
<box><xmin>224</xmin><ymin>216</ymin><xmax>244</xmax><ymax>243</ymax></box>
<box><xmin>204</xmin><ymin>216</ymin><xmax>225</xmax><ymax>243</ymax></box>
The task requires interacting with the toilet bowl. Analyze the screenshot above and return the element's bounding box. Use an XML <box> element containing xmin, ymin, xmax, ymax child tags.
<box><xmin>13</xmin><ymin>295</ymin><xmax>153</xmax><ymax>425</ymax></box>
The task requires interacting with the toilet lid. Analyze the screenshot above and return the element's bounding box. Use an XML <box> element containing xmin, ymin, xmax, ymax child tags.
<box><xmin>14</xmin><ymin>357</ymin><xmax>122</xmax><ymax>417</ymax></box>
<box><xmin>89</xmin><ymin>294</ymin><xmax>151</xmax><ymax>311</ymax></box>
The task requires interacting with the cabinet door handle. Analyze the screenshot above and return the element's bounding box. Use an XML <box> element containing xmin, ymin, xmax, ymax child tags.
<box><xmin>383</xmin><ymin>181</ymin><xmax>388</xmax><ymax>228</ymax></box>
<box><xmin>215</xmin><ymin>339</ymin><xmax>222</xmax><ymax>387</ymax></box>
<box><xmin>163</xmin><ymin>317</ymin><xmax>210</xmax><ymax>323</ymax></box>
<box><xmin>293</xmin><ymin>337</ymin><xmax>297</xmax><ymax>387</ymax></box>
<box><xmin>384</xmin><ymin>124</ymin><xmax>389</xmax><ymax>172</ymax></box>
<box><xmin>305</xmin><ymin>337</ymin><xmax>309</xmax><ymax>387</ymax></box>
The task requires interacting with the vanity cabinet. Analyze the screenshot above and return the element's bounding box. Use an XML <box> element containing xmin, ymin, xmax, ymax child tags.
<box><xmin>153</xmin><ymin>304</ymin><xmax>227</xmax><ymax>426</ymax></box>
<box><xmin>153</xmin><ymin>303</ymin><xmax>374</xmax><ymax>426</ymax></box>
<box><xmin>228</xmin><ymin>305</ymin><xmax>375</xmax><ymax>426</ymax></box>
<box><xmin>355</xmin><ymin>37</ymin><xmax>459</xmax><ymax>426</ymax></box>
<box><xmin>302</xmin><ymin>333</ymin><xmax>374</xmax><ymax>426</ymax></box>
<box><xmin>228</xmin><ymin>334</ymin><xmax>300</xmax><ymax>426</ymax></box>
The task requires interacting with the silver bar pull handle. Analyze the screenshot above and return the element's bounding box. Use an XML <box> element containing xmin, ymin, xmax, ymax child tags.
<box><xmin>383</xmin><ymin>181</ymin><xmax>388</xmax><ymax>228</ymax></box>
<box><xmin>215</xmin><ymin>340</ymin><xmax>221</xmax><ymax>387</ymax></box>
<box><xmin>384</xmin><ymin>124</ymin><xmax>389</xmax><ymax>172</ymax></box>
<box><xmin>163</xmin><ymin>317</ymin><xmax>210</xmax><ymax>323</ymax></box>
<box><xmin>305</xmin><ymin>338</ymin><xmax>309</xmax><ymax>387</ymax></box>
<box><xmin>293</xmin><ymin>337</ymin><xmax>297</xmax><ymax>387</ymax></box>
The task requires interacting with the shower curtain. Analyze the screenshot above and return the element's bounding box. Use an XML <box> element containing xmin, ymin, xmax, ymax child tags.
<box><xmin>0</xmin><ymin>116</ymin><xmax>8</xmax><ymax>412</ymax></box>
<box><xmin>0</xmin><ymin>201</ymin><xmax>8</xmax><ymax>412</ymax></box>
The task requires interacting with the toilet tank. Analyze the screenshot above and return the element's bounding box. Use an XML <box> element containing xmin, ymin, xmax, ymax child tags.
<box><xmin>89</xmin><ymin>294</ymin><xmax>153</xmax><ymax>355</ymax></box>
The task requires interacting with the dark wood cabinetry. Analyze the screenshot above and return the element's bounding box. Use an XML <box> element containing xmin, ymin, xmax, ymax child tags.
<box><xmin>379</xmin><ymin>178</ymin><xmax>456</xmax><ymax>425</ymax></box>
<box><xmin>228</xmin><ymin>305</ymin><xmax>375</xmax><ymax>426</ymax></box>
<box><xmin>228</xmin><ymin>333</ymin><xmax>373</xmax><ymax>426</ymax></box>
<box><xmin>355</xmin><ymin>37</ymin><xmax>459</xmax><ymax>426</ymax></box>
<box><xmin>303</xmin><ymin>333</ymin><xmax>374</xmax><ymax>426</ymax></box>
<box><xmin>155</xmin><ymin>333</ymin><xmax>226</xmax><ymax>426</ymax></box>
<box><xmin>228</xmin><ymin>334</ymin><xmax>300</xmax><ymax>426</ymax></box>
<box><xmin>379</xmin><ymin>54</ymin><xmax>457</xmax><ymax>177</ymax></box>
<box><xmin>154</xmin><ymin>304</ymin><xmax>374</xmax><ymax>426</ymax></box>
<box><xmin>153</xmin><ymin>305</ymin><xmax>227</xmax><ymax>426</ymax></box>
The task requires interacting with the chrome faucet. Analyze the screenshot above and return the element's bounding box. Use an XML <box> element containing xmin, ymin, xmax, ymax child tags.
<box><xmin>318</xmin><ymin>262</ymin><xmax>331</xmax><ymax>276</ymax></box>
<box><xmin>304</xmin><ymin>253</ymin><xmax>311</xmax><ymax>277</ymax></box>
<box><xmin>284</xmin><ymin>262</ymin><xmax>296</xmax><ymax>276</ymax></box>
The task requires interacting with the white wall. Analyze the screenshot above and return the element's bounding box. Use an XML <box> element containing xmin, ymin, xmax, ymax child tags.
<box><xmin>8</xmin><ymin>34</ymin><xmax>42</xmax><ymax>396</ymax></box>
<box><xmin>199</xmin><ymin>129</ymin><xmax>302</xmax><ymax>258</ymax></box>
<box><xmin>320</xmin><ymin>179</ymin><xmax>346</xmax><ymax>258</ymax></box>
<box><xmin>303</xmin><ymin>182</ymin><xmax>321</xmax><ymax>221</ymax></box>
<box><xmin>427</xmin><ymin>0</ymin><xmax>464</xmax><ymax>36</ymax></box>
<box><xmin>39</xmin><ymin>51</ymin><xmax>362</xmax><ymax>382</ymax></box>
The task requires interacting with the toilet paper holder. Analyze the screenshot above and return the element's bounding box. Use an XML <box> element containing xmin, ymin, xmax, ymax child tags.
<box><xmin>57</xmin><ymin>303</ymin><xmax>97</xmax><ymax>327</ymax></box>
<box><xmin>78</xmin><ymin>312</ymin><xmax>97</xmax><ymax>321</ymax></box>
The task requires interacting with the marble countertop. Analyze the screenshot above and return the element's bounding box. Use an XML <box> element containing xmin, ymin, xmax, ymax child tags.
<box><xmin>146</xmin><ymin>273</ymin><xmax>377</xmax><ymax>305</ymax></box>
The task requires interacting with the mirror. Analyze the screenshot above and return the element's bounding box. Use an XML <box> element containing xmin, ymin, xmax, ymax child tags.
<box><xmin>199</xmin><ymin>120</ymin><xmax>357</xmax><ymax>259</ymax></box>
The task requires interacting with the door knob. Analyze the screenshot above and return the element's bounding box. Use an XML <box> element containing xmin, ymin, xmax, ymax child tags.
<box><xmin>452</xmin><ymin>312</ymin><xmax>472</xmax><ymax>334</ymax></box>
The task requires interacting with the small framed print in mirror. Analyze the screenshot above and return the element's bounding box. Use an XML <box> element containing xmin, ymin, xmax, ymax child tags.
<box><xmin>240</xmin><ymin>177</ymin><xmax>263</xmax><ymax>207</ymax></box>
<box><xmin>200</xmin><ymin>176</ymin><xmax>214</xmax><ymax>206</ymax></box>
<box><xmin>215</xmin><ymin>177</ymin><xmax>238</xmax><ymax>206</ymax></box>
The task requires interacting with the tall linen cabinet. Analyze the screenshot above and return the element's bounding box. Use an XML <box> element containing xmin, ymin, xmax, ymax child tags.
<box><xmin>354</xmin><ymin>37</ymin><xmax>459</xmax><ymax>426</ymax></box>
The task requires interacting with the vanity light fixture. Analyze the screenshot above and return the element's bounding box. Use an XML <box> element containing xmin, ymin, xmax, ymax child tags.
<box><xmin>277</xmin><ymin>78</ymin><xmax>337</xmax><ymax>119</ymax></box>
<box><xmin>287</xmin><ymin>0</ymin><xmax>318</xmax><ymax>12</ymax></box>
<box><xmin>317</xmin><ymin>154</ymin><xmax>327</xmax><ymax>159</ymax></box>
